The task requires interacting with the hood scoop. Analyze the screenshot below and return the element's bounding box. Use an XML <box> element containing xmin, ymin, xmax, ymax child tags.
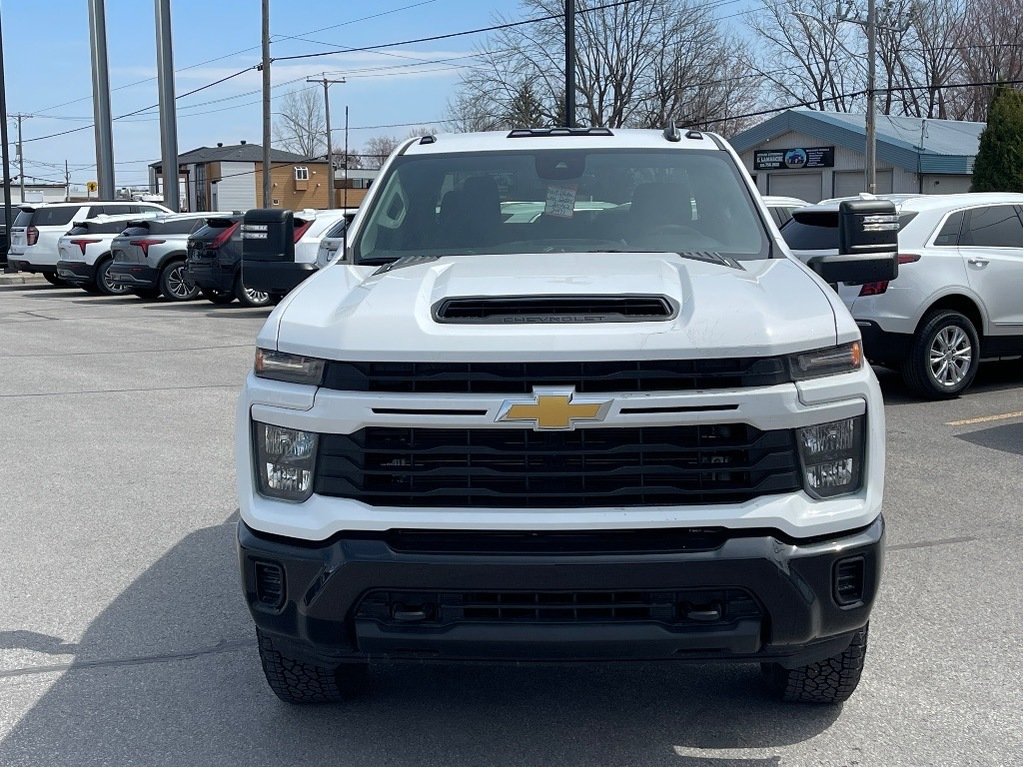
<box><xmin>432</xmin><ymin>294</ymin><xmax>678</xmax><ymax>324</ymax></box>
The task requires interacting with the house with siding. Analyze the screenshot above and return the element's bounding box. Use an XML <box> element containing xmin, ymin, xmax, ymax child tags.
<box><xmin>730</xmin><ymin>109</ymin><xmax>986</xmax><ymax>203</ymax></box>
<box><xmin>149</xmin><ymin>143</ymin><xmax>334</xmax><ymax>212</ymax></box>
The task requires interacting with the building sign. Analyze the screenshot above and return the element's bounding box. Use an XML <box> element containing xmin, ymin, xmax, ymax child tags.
<box><xmin>754</xmin><ymin>146</ymin><xmax>835</xmax><ymax>170</ymax></box>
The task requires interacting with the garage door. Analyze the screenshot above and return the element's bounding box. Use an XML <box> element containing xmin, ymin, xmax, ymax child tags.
<box><xmin>833</xmin><ymin>170</ymin><xmax>893</xmax><ymax>198</ymax></box>
<box><xmin>766</xmin><ymin>173</ymin><xmax>823</xmax><ymax>202</ymax></box>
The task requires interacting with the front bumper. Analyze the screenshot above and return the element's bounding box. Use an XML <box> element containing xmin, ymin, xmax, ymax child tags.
<box><xmin>239</xmin><ymin>516</ymin><xmax>883</xmax><ymax>667</ymax></box>
<box><xmin>242</xmin><ymin>259</ymin><xmax>317</xmax><ymax>295</ymax></box>
<box><xmin>55</xmin><ymin>260</ymin><xmax>95</xmax><ymax>285</ymax></box>
<box><xmin>108</xmin><ymin>261</ymin><xmax>159</xmax><ymax>289</ymax></box>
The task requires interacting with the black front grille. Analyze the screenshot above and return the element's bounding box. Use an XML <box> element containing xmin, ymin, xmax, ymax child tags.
<box><xmin>356</xmin><ymin>588</ymin><xmax>761</xmax><ymax>628</ymax></box>
<box><xmin>315</xmin><ymin>424</ymin><xmax>801</xmax><ymax>507</ymax></box>
<box><xmin>321</xmin><ymin>357</ymin><xmax>790</xmax><ymax>394</ymax></box>
<box><xmin>432</xmin><ymin>294</ymin><xmax>677</xmax><ymax>324</ymax></box>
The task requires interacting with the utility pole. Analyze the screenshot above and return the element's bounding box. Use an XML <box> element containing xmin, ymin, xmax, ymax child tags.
<box><xmin>564</xmin><ymin>0</ymin><xmax>575</xmax><ymax>127</ymax></box>
<box><xmin>260</xmin><ymin>0</ymin><xmax>271</xmax><ymax>207</ymax></box>
<box><xmin>835</xmin><ymin>0</ymin><xmax>912</xmax><ymax>194</ymax></box>
<box><xmin>14</xmin><ymin>113</ymin><xmax>28</xmax><ymax>204</ymax></box>
<box><xmin>155</xmin><ymin>0</ymin><xmax>179</xmax><ymax>211</ymax></box>
<box><xmin>88</xmin><ymin>0</ymin><xmax>115</xmax><ymax>199</ymax></box>
<box><xmin>0</xmin><ymin>8</ymin><xmax>13</xmax><ymax>272</ymax></box>
<box><xmin>64</xmin><ymin>159</ymin><xmax>70</xmax><ymax>202</ymax></box>
<box><xmin>307</xmin><ymin>74</ymin><xmax>345</xmax><ymax>209</ymax></box>
<box><xmin>343</xmin><ymin>105</ymin><xmax>349</xmax><ymax>212</ymax></box>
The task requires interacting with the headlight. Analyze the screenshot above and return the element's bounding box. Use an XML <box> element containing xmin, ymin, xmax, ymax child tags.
<box><xmin>789</xmin><ymin>342</ymin><xmax>862</xmax><ymax>381</ymax></box>
<box><xmin>254</xmin><ymin>422</ymin><xmax>318</xmax><ymax>501</ymax></box>
<box><xmin>797</xmin><ymin>415</ymin><xmax>864</xmax><ymax>498</ymax></box>
<box><xmin>254</xmin><ymin>348</ymin><xmax>325</xmax><ymax>385</ymax></box>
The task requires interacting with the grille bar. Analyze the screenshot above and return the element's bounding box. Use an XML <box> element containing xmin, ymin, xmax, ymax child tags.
<box><xmin>315</xmin><ymin>424</ymin><xmax>801</xmax><ymax>507</ymax></box>
<box><xmin>321</xmin><ymin>358</ymin><xmax>790</xmax><ymax>394</ymax></box>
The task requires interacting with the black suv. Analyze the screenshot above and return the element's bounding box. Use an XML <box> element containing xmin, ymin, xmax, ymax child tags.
<box><xmin>186</xmin><ymin>214</ymin><xmax>272</xmax><ymax>307</ymax></box>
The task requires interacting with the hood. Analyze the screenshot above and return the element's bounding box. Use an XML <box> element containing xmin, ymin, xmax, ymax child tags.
<box><xmin>262</xmin><ymin>252</ymin><xmax>840</xmax><ymax>361</ymax></box>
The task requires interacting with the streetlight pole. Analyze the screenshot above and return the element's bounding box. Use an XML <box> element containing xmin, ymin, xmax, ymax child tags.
<box><xmin>88</xmin><ymin>0</ymin><xmax>115</xmax><ymax>199</ymax></box>
<box><xmin>307</xmin><ymin>74</ymin><xmax>345</xmax><ymax>209</ymax></box>
<box><xmin>0</xmin><ymin>8</ymin><xmax>13</xmax><ymax>272</ymax></box>
<box><xmin>155</xmin><ymin>0</ymin><xmax>179</xmax><ymax>211</ymax></box>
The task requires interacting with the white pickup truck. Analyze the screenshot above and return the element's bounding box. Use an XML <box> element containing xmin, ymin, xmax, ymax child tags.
<box><xmin>235</xmin><ymin>126</ymin><xmax>898</xmax><ymax>705</ymax></box>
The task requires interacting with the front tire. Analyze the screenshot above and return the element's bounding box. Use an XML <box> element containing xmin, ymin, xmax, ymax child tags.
<box><xmin>901</xmin><ymin>309</ymin><xmax>980</xmax><ymax>399</ymax></box>
<box><xmin>234</xmin><ymin>274</ymin><xmax>272</xmax><ymax>307</ymax></box>
<box><xmin>762</xmin><ymin>625</ymin><xmax>868</xmax><ymax>704</ymax></box>
<box><xmin>256</xmin><ymin>629</ymin><xmax>349</xmax><ymax>704</ymax></box>
<box><xmin>159</xmin><ymin>259</ymin><xmax>200</xmax><ymax>301</ymax></box>
<box><xmin>43</xmin><ymin>272</ymin><xmax>67</xmax><ymax>286</ymax></box>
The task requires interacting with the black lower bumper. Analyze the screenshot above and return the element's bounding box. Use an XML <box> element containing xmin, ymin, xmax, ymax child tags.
<box><xmin>857</xmin><ymin>321</ymin><xmax>912</xmax><ymax>365</ymax></box>
<box><xmin>7</xmin><ymin>259</ymin><xmax>47</xmax><ymax>274</ymax></box>
<box><xmin>239</xmin><ymin>516</ymin><xmax>883</xmax><ymax>668</ymax></box>
<box><xmin>55</xmin><ymin>260</ymin><xmax>95</xmax><ymax>285</ymax></box>
<box><xmin>242</xmin><ymin>260</ymin><xmax>317</xmax><ymax>295</ymax></box>
<box><xmin>107</xmin><ymin>261</ymin><xmax>159</xmax><ymax>289</ymax></box>
<box><xmin>186</xmin><ymin>259</ymin><xmax>235</xmax><ymax>293</ymax></box>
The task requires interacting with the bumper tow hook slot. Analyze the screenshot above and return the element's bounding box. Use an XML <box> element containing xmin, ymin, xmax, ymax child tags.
<box><xmin>393</xmin><ymin>607</ymin><xmax>429</xmax><ymax>623</ymax></box>
<box><xmin>685</xmin><ymin>605</ymin><xmax>722</xmax><ymax>622</ymax></box>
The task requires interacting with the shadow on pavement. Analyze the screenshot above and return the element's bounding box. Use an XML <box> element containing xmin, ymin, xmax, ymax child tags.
<box><xmin>0</xmin><ymin>516</ymin><xmax>841</xmax><ymax>766</ymax></box>
<box><xmin>875</xmin><ymin>360</ymin><xmax>1022</xmax><ymax>404</ymax></box>
<box><xmin>956</xmin><ymin>421</ymin><xmax>1023</xmax><ymax>455</ymax></box>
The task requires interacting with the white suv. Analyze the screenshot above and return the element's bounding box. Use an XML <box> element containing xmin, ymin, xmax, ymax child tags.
<box><xmin>9</xmin><ymin>201</ymin><xmax>171</xmax><ymax>284</ymax></box>
<box><xmin>782</xmin><ymin>193</ymin><xmax>1023</xmax><ymax>398</ymax></box>
<box><xmin>55</xmin><ymin>212</ymin><xmax>163</xmax><ymax>295</ymax></box>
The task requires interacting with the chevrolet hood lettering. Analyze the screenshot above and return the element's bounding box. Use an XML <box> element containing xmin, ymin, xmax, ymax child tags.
<box><xmin>497</xmin><ymin>388</ymin><xmax>612</xmax><ymax>430</ymax></box>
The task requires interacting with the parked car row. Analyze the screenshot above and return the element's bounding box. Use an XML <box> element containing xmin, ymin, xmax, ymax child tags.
<box><xmin>3</xmin><ymin>201</ymin><xmax>356</xmax><ymax>307</ymax></box>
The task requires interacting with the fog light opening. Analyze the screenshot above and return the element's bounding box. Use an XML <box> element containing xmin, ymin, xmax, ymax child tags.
<box><xmin>834</xmin><ymin>556</ymin><xmax>865</xmax><ymax>606</ymax></box>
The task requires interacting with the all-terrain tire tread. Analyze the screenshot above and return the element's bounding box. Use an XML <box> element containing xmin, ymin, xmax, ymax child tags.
<box><xmin>769</xmin><ymin>626</ymin><xmax>868</xmax><ymax>704</ymax></box>
<box><xmin>256</xmin><ymin>629</ymin><xmax>344</xmax><ymax>704</ymax></box>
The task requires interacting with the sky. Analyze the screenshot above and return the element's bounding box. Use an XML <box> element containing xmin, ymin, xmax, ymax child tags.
<box><xmin>0</xmin><ymin>0</ymin><xmax>757</xmax><ymax>193</ymax></box>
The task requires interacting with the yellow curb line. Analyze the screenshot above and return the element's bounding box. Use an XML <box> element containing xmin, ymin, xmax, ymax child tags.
<box><xmin>946</xmin><ymin>411</ymin><xmax>1023</xmax><ymax>427</ymax></box>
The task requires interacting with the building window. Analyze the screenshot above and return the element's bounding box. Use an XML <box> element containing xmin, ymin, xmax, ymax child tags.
<box><xmin>294</xmin><ymin>166</ymin><xmax>309</xmax><ymax>181</ymax></box>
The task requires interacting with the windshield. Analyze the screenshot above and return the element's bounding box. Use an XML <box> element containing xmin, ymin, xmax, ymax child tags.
<box><xmin>353</xmin><ymin>149</ymin><xmax>769</xmax><ymax>264</ymax></box>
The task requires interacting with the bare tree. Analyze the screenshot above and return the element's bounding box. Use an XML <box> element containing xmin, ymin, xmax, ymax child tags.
<box><xmin>362</xmin><ymin>135</ymin><xmax>401</xmax><ymax>169</ymax></box>
<box><xmin>448</xmin><ymin>0</ymin><xmax>757</xmax><ymax>131</ymax></box>
<box><xmin>748</xmin><ymin>0</ymin><xmax>863</xmax><ymax>113</ymax></box>
<box><xmin>953</xmin><ymin>0</ymin><xmax>1023</xmax><ymax>120</ymax></box>
<box><xmin>272</xmin><ymin>89</ymin><xmax>325</xmax><ymax>158</ymax></box>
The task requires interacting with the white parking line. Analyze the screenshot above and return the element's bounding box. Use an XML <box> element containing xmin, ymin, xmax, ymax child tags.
<box><xmin>946</xmin><ymin>411</ymin><xmax>1023</xmax><ymax>427</ymax></box>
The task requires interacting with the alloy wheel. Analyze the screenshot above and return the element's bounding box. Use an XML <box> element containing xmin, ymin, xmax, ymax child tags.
<box><xmin>929</xmin><ymin>325</ymin><xmax>972</xmax><ymax>387</ymax></box>
<box><xmin>167</xmin><ymin>264</ymin><xmax>197</xmax><ymax>299</ymax></box>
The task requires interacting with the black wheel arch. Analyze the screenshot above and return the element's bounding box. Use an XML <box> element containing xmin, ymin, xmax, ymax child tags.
<box><xmin>918</xmin><ymin>294</ymin><xmax>985</xmax><ymax>338</ymax></box>
<box><xmin>156</xmin><ymin>250</ymin><xmax>188</xmax><ymax>272</ymax></box>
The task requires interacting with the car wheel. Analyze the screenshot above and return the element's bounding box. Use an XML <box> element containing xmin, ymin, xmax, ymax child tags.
<box><xmin>202</xmin><ymin>288</ymin><xmax>235</xmax><ymax>305</ymax></box>
<box><xmin>256</xmin><ymin>628</ymin><xmax>368</xmax><ymax>704</ymax></box>
<box><xmin>159</xmin><ymin>259</ymin><xmax>200</xmax><ymax>301</ymax></box>
<box><xmin>901</xmin><ymin>309</ymin><xmax>980</xmax><ymax>399</ymax></box>
<box><xmin>43</xmin><ymin>272</ymin><xmax>67</xmax><ymax>286</ymax></box>
<box><xmin>96</xmin><ymin>258</ymin><xmax>131</xmax><ymax>295</ymax></box>
<box><xmin>762</xmin><ymin>625</ymin><xmax>868</xmax><ymax>704</ymax></box>
<box><xmin>234</xmin><ymin>275</ymin><xmax>272</xmax><ymax>307</ymax></box>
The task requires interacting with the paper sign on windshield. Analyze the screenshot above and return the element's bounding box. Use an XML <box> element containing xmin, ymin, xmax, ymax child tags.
<box><xmin>545</xmin><ymin>185</ymin><xmax>577</xmax><ymax>218</ymax></box>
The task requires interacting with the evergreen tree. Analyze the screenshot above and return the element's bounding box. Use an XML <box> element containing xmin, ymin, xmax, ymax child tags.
<box><xmin>970</xmin><ymin>87</ymin><xmax>1023</xmax><ymax>192</ymax></box>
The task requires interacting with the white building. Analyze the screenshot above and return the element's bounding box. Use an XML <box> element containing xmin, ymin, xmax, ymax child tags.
<box><xmin>730</xmin><ymin>109</ymin><xmax>986</xmax><ymax>203</ymax></box>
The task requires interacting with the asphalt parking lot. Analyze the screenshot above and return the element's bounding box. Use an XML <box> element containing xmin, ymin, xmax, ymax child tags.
<box><xmin>0</xmin><ymin>282</ymin><xmax>1021</xmax><ymax>767</ymax></box>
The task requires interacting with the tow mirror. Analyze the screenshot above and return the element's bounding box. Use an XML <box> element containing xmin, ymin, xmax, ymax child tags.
<box><xmin>808</xmin><ymin>200</ymin><xmax>899</xmax><ymax>285</ymax></box>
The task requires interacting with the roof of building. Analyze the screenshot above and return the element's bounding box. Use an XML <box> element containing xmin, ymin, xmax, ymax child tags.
<box><xmin>730</xmin><ymin>109</ymin><xmax>986</xmax><ymax>175</ymax></box>
<box><xmin>150</xmin><ymin>143</ymin><xmax>312</xmax><ymax>169</ymax></box>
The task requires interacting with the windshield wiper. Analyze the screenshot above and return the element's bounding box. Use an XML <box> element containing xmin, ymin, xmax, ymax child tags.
<box><xmin>674</xmin><ymin>250</ymin><xmax>740</xmax><ymax>268</ymax></box>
